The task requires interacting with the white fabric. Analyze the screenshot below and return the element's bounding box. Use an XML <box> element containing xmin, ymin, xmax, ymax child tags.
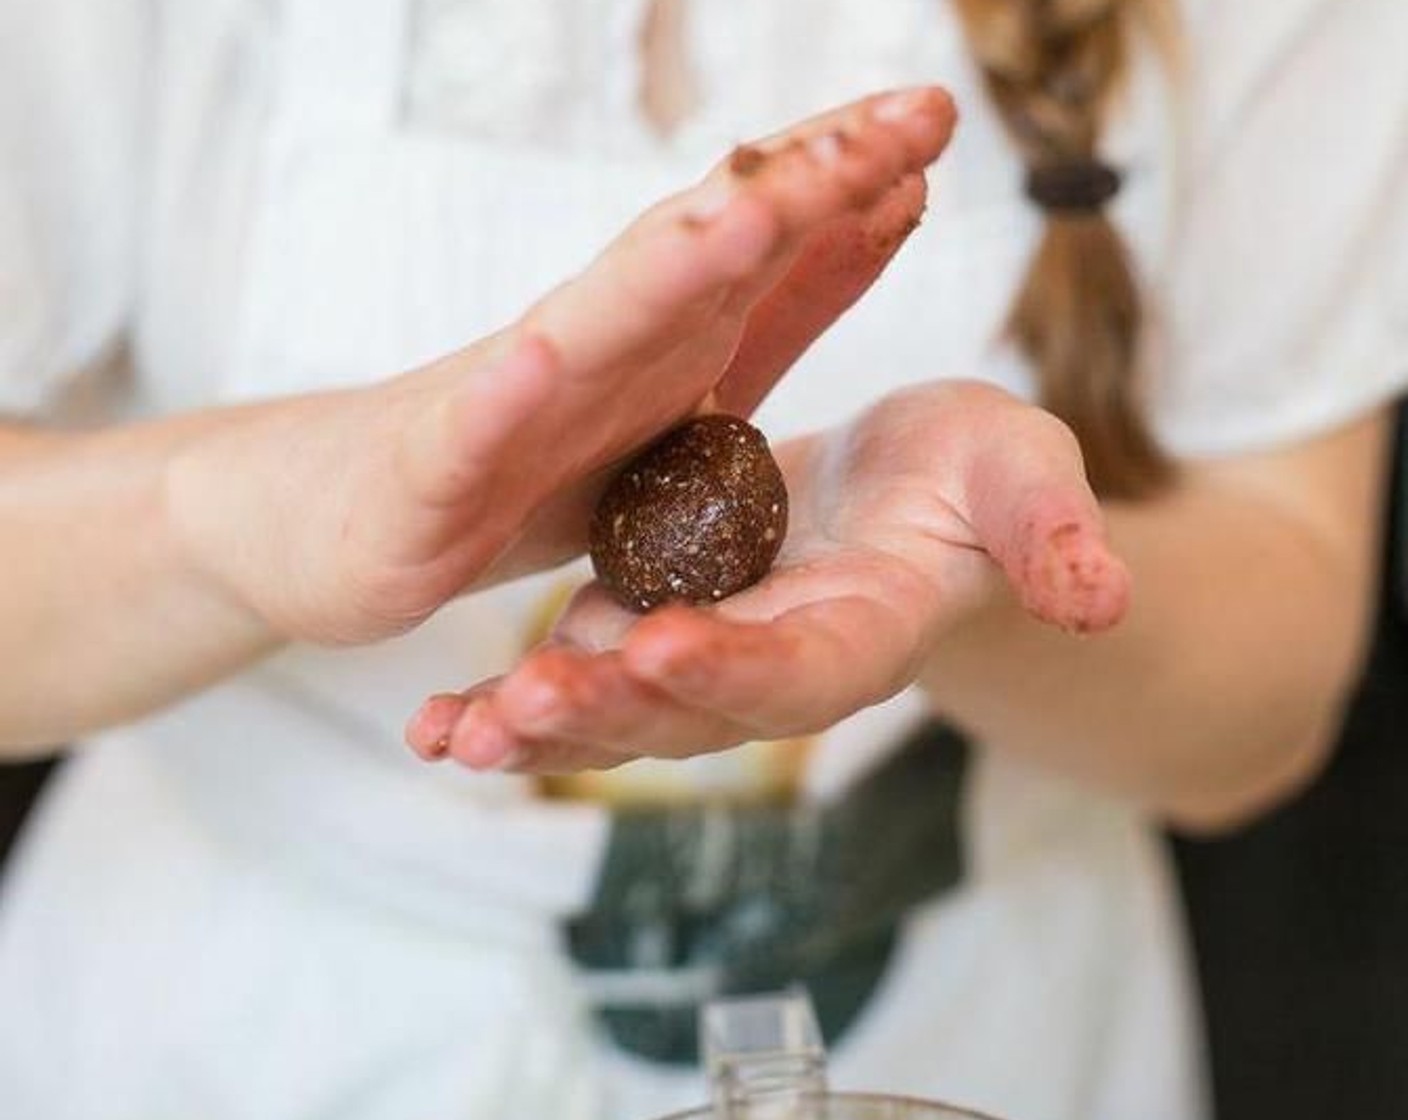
<box><xmin>0</xmin><ymin>0</ymin><xmax>145</xmax><ymax>407</ymax></box>
<box><xmin>1152</xmin><ymin>0</ymin><xmax>1408</xmax><ymax>455</ymax></box>
<box><xmin>1</xmin><ymin>1</ymin><xmax>1406</xmax><ymax>1118</ymax></box>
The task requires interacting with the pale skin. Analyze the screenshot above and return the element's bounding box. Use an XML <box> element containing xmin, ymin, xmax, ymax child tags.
<box><xmin>407</xmin><ymin>402</ymin><xmax>1389</xmax><ymax>835</ymax></box>
<box><xmin>0</xmin><ymin>88</ymin><xmax>968</xmax><ymax>752</ymax></box>
<box><xmin>403</xmin><ymin>3</ymin><xmax>1390</xmax><ymax>837</ymax></box>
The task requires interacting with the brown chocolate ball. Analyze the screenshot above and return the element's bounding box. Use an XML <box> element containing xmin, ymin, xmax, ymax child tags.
<box><xmin>590</xmin><ymin>415</ymin><xmax>789</xmax><ymax>612</ymax></box>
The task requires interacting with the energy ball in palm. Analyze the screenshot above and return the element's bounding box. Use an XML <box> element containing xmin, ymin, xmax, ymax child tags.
<box><xmin>589</xmin><ymin>415</ymin><xmax>789</xmax><ymax>612</ymax></box>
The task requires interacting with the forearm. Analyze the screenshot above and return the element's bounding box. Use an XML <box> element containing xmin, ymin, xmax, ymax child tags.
<box><xmin>921</xmin><ymin>414</ymin><xmax>1389</xmax><ymax>833</ymax></box>
<box><xmin>0</xmin><ymin>414</ymin><xmax>281</xmax><ymax>754</ymax></box>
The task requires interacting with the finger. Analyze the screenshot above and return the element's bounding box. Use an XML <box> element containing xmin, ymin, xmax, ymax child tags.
<box><xmin>532</xmin><ymin>87</ymin><xmax>953</xmax><ymax>365</ymax></box>
<box><xmin>493</xmin><ymin>88</ymin><xmax>957</xmax><ymax>467</ymax></box>
<box><xmin>946</xmin><ymin>390</ymin><xmax>1132</xmax><ymax>633</ymax></box>
<box><xmin>714</xmin><ymin>173</ymin><xmax>931</xmax><ymax>417</ymax></box>
<box><xmin>838</xmin><ymin>382</ymin><xmax>1132</xmax><ymax>634</ymax></box>
<box><xmin>1011</xmin><ymin>500</ymin><xmax>1132</xmax><ymax>635</ymax></box>
<box><xmin>499</xmin><ymin>738</ymin><xmax>633</xmax><ymax>777</ymax></box>
<box><xmin>405</xmin><ymin>693</ymin><xmax>465</xmax><ymax>760</ymax></box>
<box><xmin>742</xmin><ymin>86</ymin><xmax>956</xmax><ymax>216</ymax></box>
<box><xmin>442</xmin><ymin>694</ymin><xmax>629</xmax><ymax>774</ymax></box>
<box><xmin>549</xmin><ymin>581</ymin><xmax>642</xmax><ymax>652</ymax></box>
<box><xmin>694</xmin><ymin>91</ymin><xmax>954</xmax><ymax>337</ymax></box>
<box><xmin>620</xmin><ymin>596</ymin><xmax>932</xmax><ymax>734</ymax></box>
<box><xmin>404</xmin><ymin>676</ymin><xmax>504</xmax><ymax>760</ymax></box>
<box><xmin>401</xmin><ymin>88</ymin><xmax>956</xmax><ymax>521</ymax></box>
<box><xmin>486</xmin><ymin>644</ymin><xmax>752</xmax><ymax>759</ymax></box>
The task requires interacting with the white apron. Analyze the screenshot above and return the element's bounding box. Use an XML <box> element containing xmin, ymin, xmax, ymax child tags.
<box><xmin>0</xmin><ymin>2</ymin><xmax>1206</xmax><ymax>1118</ymax></box>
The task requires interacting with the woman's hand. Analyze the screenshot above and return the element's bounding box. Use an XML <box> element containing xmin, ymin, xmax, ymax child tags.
<box><xmin>406</xmin><ymin>382</ymin><xmax>1132</xmax><ymax>772</ymax></box>
<box><xmin>166</xmin><ymin>89</ymin><xmax>956</xmax><ymax>647</ymax></box>
<box><xmin>1</xmin><ymin>88</ymin><xmax>956</xmax><ymax>752</ymax></box>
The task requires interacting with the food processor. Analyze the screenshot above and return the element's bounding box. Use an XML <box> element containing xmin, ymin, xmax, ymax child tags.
<box><xmin>654</xmin><ymin>991</ymin><xmax>1004</xmax><ymax>1120</ymax></box>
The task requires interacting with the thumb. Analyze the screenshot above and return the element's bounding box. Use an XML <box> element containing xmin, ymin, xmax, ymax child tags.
<box><xmin>946</xmin><ymin>384</ymin><xmax>1132</xmax><ymax>634</ymax></box>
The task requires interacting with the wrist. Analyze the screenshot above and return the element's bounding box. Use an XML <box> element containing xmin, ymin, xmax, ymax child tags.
<box><xmin>158</xmin><ymin>407</ymin><xmax>288</xmax><ymax>655</ymax></box>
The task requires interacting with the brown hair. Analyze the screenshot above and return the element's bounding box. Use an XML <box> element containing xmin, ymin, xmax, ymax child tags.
<box><xmin>952</xmin><ymin>0</ymin><xmax>1175</xmax><ymax>498</ymax></box>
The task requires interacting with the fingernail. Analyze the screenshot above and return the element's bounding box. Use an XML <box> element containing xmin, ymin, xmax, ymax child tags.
<box><xmin>405</xmin><ymin>694</ymin><xmax>467</xmax><ymax>758</ymax></box>
<box><xmin>874</xmin><ymin>88</ymin><xmax>930</xmax><ymax>122</ymax></box>
<box><xmin>406</xmin><ymin>733</ymin><xmax>449</xmax><ymax>763</ymax></box>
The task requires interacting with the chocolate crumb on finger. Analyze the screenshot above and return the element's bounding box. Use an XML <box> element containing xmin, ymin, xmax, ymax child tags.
<box><xmin>729</xmin><ymin>145</ymin><xmax>769</xmax><ymax>178</ymax></box>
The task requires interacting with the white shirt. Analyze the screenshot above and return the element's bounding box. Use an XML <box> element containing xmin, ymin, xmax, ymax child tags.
<box><xmin>1</xmin><ymin>2</ymin><xmax>1405</xmax><ymax>1119</ymax></box>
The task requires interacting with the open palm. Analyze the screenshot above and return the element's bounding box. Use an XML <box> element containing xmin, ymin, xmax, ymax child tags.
<box><xmin>407</xmin><ymin>382</ymin><xmax>1131</xmax><ymax>771</ymax></box>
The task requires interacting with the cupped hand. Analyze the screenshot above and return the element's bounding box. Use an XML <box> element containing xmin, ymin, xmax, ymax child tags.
<box><xmin>165</xmin><ymin>89</ymin><xmax>957</xmax><ymax>646</ymax></box>
<box><xmin>407</xmin><ymin>382</ymin><xmax>1133</xmax><ymax>772</ymax></box>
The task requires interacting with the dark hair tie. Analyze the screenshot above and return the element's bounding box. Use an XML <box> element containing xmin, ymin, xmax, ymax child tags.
<box><xmin>1025</xmin><ymin>160</ymin><xmax>1123</xmax><ymax>215</ymax></box>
